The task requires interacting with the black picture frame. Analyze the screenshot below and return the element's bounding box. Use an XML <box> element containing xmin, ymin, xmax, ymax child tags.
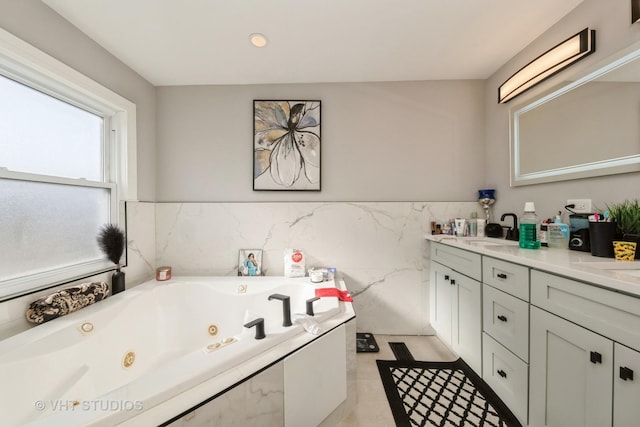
<box><xmin>253</xmin><ymin>100</ymin><xmax>321</xmax><ymax>191</ymax></box>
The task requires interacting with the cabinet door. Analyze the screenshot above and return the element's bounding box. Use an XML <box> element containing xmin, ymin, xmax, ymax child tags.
<box><xmin>614</xmin><ymin>343</ymin><xmax>640</xmax><ymax>427</ymax></box>
<box><xmin>284</xmin><ymin>324</ymin><xmax>346</xmax><ymax>427</ymax></box>
<box><xmin>430</xmin><ymin>261</ymin><xmax>454</xmax><ymax>347</ymax></box>
<box><xmin>530</xmin><ymin>306</ymin><xmax>613</xmax><ymax>427</ymax></box>
<box><xmin>452</xmin><ymin>273</ymin><xmax>482</xmax><ymax>374</ymax></box>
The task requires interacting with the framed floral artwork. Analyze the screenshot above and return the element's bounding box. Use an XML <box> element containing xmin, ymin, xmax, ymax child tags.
<box><xmin>253</xmin><ymin>100</ymin><xmax>321</xmax><ymax>191</ymax></box>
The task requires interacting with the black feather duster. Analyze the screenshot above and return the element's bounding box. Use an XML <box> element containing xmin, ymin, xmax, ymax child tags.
<box><xmin>97</xmin><ymin>224</ymin><xmax>125</xmax><ymax>266</ymax></box>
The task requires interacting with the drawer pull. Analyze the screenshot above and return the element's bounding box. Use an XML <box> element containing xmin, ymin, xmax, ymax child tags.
<box><xmin>444</xmin><ymin>275</ymin><xmax>450</xmax><ymax>281</ymax></box>
<box><xmin>497</xmin><ymin>273</ymin><xmax>508</xmax><ymax>279</ymax></box>
<box><xmin>497</xmin><ymin>315</ymin><xmax>508</xmax><ymax>322</ymax></box>
<box><xmin>620</xmin><ymin>367</ymin><xmax>634</xmax><ymax>381</ymax></box>
<box><xmin>590</xmin><ymin>351</ymin><xmax>602</xmax><ymax>364</ymax></box>
<box><xmin>497</xmin><ymin>369</ymin><xmax>507</xmax><ymax>378</ymax></box>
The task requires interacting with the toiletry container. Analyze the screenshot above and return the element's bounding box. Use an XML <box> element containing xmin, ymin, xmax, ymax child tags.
<box><xmin>547</xmin><ymin>214</ymin><xmax>569</xmax><ymax>249</ymax></box>
<box><xmin>455</xmin><ymin>218</ymin><xmax>467</xmax><ymax>237</ymax></box>
<box><xmin>519</xmin><ymin>202</ymin><xmax>540</xmax><ymax>249</ymax></box>
<box><xmin>468</xmin><ymin>212</ymin><xmax>478</xmax><ymax>237</ymax></box>
<box><xmin>477</xmin><ymin>218</ymin><xmax>486</xmax><ymax>237</ymax></box>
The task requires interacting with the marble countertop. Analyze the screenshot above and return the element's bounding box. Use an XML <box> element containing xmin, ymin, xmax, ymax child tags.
<box><xmin>425</xmin><ymin>234</ymin><xmax>640</xmax><ymax>298</ymax></box>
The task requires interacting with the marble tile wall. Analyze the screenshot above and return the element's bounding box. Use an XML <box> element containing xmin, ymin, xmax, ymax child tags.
<box><xmin>0</xmin><ymin>200</ymin><xmax>477</xmax><ymax>339</ymax></box>
<box><xmin>125</xmin><ymin>201</ymin><xmax>156</xmax><ymax>285</ymax></box>
<box><xmin>155</xmin><ymin>201</ymin><xmax>477</xmax><ymax>335</ymax></box>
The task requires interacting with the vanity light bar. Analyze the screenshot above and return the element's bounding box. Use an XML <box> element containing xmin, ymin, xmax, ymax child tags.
<box><xmin>498</xmin><ymin>28</ymin><xmax>596</xmax><ymax>104</ymax></box>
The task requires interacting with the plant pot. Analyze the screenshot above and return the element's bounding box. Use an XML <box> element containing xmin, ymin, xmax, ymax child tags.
<box><xmin>622</xmin><ymin>233</ymin><xmax>640</xmax><ymax>260</ymax></box>
<box><xmin>613</xmin><ymin>241</ymin><xmax>637</xmax><ymax>262</ymax></box>
<box><xmin>589</xmin><ymin>221</ymin><xmax>621</xmax><ymax>258</ymax></box>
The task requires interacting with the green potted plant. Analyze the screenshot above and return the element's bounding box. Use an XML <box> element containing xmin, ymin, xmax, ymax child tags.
<box><xmin>605</xmin><ymin>199</ymin><xmax>640</xmax><ymax>259</ymax></box>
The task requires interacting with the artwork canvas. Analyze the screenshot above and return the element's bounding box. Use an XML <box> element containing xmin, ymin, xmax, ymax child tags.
<box><xmin>238</xmin><ymin>249</ymin><xmax>263</xmax><ymax>276</ymax></box>
<box><xmin>253</xmin><ymin>100</ymin><xmax>321</xmax><ymax>191</ymax></box>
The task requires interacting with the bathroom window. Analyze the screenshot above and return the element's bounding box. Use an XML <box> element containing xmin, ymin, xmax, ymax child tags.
<box><xmin>0</xmin><ymin>28</ymin><xmax>137</xmax><ymax>301</ymax></box>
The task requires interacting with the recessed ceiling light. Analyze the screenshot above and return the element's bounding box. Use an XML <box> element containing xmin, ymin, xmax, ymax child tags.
<box><xmin>249</xmin><ymin>33</ymin><xmax>268</xmax><ymax>48</ymax></box>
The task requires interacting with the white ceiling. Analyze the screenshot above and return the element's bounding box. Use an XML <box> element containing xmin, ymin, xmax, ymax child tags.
<box><xmin>42</xmin><ymin>0</ymin><xmax>584</xmax><ymax>87</ymax></box>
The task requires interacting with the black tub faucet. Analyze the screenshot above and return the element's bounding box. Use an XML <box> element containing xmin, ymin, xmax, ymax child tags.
<box><xmin>244</xmin><ymin>318</ymin><xmax>265</xmax><ymax>339</ymax></box>
<box><xmin>306</xmin><ymin>297</ymin><xmax>320</xmax><ymax>316</ymax></box>
<box><xmin>500</xmin><ymin>213</ymin><xmax>519</xmax><ymax>241</ymax></box>
<box><xmin>268</xmin><ymin>294</ymin><xmax>292</xmax><ymax>327</ymax></box>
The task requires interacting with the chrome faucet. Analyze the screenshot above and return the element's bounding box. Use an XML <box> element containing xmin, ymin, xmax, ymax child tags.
<box><xmin>268</xmin><ymin>294</ymin><xmax>292</xmax><ymax>327</ymax></box>
<box><xmin>500</xmin><ymin>213</ymin><xmax>519</xmax><ymax>241</ymax></box>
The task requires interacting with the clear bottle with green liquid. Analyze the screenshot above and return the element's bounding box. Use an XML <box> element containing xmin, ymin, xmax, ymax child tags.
<box><xmin>519</xmin><ymin>202</ymin><xmax>541</xmax><ymax>249</ymax></box>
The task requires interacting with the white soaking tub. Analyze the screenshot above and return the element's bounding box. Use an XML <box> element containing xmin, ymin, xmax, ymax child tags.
<box><xmin>0</xmin><ymin>276</ymin><xmax>352</xmax><ymax>426</ymax></box>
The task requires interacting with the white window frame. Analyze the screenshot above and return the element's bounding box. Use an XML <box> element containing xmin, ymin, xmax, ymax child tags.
<box><xmin>0</xmin><ymin>27</ymin><xmax>137</xmax><ymax>300</ymax></box>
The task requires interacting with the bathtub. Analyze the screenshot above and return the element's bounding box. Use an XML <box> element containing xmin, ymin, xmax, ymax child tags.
<box><xmin>0</xmin><ymin>276</ymin><xmax>353</xmax><ymax>427</ymax></box>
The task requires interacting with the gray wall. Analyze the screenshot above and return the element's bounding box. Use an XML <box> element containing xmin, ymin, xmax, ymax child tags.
<box><xmin>485</xmin><ymin>0</ymin><xmax>640</xmax><ymax>220</ymax></box>
<box><xmin>0</xmin><ymin>0</ymin><xmax>157</xmax><ymax>201</ymax></box>
<box><xmin>156</xmin><ymin>81</ymin><xmax>485</xmax><ymax>202</ymax></box>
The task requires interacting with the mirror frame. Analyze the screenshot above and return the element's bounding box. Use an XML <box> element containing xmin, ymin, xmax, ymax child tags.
<box><xmin>510</xmin><ymin>40</ymin><xmax>640</xmax><ymax>186</ymax></box>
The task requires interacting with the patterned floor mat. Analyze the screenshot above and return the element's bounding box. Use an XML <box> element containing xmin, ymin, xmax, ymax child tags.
<box><xmin>377</xmin><ymin>358</ymin><xmax>521</xmax><ymax>427</ymax></box>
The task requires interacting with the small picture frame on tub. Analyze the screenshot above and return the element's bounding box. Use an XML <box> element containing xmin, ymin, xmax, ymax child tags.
<box><xmin>238</xmin><ymin>249</ymin><xmax>263</xmax><ymax>276</ymax></box>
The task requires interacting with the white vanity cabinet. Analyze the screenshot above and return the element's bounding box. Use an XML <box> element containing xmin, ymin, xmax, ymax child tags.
<box><xmin>481</xmin><ymin>256</ymin><xmax>530</xmax><ymax>425</ymax></box>
<box><xmin>426</xmin><ymin>236</ymin><xmax>640</xmax><ymax>427</ymax></box>
<box><xmin>529</xmin><ymin>270</ymin><xmax>640</xmax><ymax>427</ymax></box>
<box><xmin>430</xmin><ymin>243</ymin><xmax>482</xmax><ymax>374</ymax></box>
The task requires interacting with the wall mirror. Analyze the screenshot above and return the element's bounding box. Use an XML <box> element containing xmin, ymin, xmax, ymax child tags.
<box><xmin>510</xmin><ymin>41</ymin><xmax>640</xmax><ymax>186</ymax></box>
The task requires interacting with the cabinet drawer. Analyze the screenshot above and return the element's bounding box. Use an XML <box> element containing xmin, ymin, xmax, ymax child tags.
<box><xmin>482</xmin><ymin>333</ymin><xmax>528</xmax><ymax>425</ymax></box>
<box><xmin>483</xmin><ymin>285</ymin><xmax>529</xmax><ymax>362</ymax></box>
<box><xmin>531</xmin><ymin>270</ymin><xmax>640</xmax><ymax>351</ymax></box>
<box><xmin>483</xmin><ymin>257</ymin><xmax>529</xmax><ymax>301</ymax></box>
<box><xmin>430</xmin><ymin>242</ymin><xmax>481</xmax><ymax>281</ymax></box>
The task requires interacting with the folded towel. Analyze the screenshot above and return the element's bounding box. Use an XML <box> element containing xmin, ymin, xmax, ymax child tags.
<box><xmin>26</xmin><ymin>282</ymin><xmax>109</xmax><ymax>324</ymax></box>
<box><xmin>315</xmin><ymin>287</ymin><xmax>353</xmax><ymax>302</ymax></box>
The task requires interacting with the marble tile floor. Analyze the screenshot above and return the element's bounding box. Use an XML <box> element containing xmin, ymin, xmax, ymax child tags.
<box><xmin>337</xmin><ymin>335</ymin><xmax>456</xmax><ymax>427</ymax></box>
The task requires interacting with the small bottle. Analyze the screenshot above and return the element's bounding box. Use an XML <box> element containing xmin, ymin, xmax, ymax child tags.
<box><xmin>468</xmin><ymin>212</ymin><xmax>478</xmax><ymax>237</ymax></box>
<box><xmin>519</xmin><ymin>202</ymin><xmax>541</xmax><ymax>249</ymax></box>
<box><xmin>547</xmin><ymin>212</ymin><xmax>569</xmax><ymax>249</ymax></box>
<box><xmin>477</xmin><ymin>218</ymin><xmax>486</xmax><ymax>237</ymax></box>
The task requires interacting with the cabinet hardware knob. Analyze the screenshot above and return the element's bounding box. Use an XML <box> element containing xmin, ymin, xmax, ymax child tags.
<box><xmin>497</xmin><ymin>315</ymin><xmax>508</xmax><ymax>322</ymax></box>
<box><xmin>444</xmin><ymin>275</ymin><xmax>450</xmax><ymax>281</ymax></box>
<box><xmin>497</xmin><ymin>273</ymin><xmax>508</xmax><ymax>279</ymax></box>
<box><xmin>620</xmin><ymin>366</ymin><xmax>634</xmax><ymax>381</ymax></box>
<box><xmin>497</xmin><ymin>369</ymin><xmax>507</xmax><ymax>378</ymax></box>
<box><xmin>590</xmin><ymin>351</ymin><xmax>602</xmax><ymax>364</ymax></box>
<box><xmin>450</xmin><ymin>279</ymin><xmax>456</xmax><ymax>285</ymax></box>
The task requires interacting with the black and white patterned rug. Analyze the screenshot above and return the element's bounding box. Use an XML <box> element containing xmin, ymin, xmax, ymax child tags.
<box><xmin>377</xmin><ymin>358</ymin><xmax>521</xmax><ymax>427</ymax></box>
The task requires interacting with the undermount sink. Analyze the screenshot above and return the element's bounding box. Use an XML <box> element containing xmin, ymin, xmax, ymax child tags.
<box><xmin>612</xmin><ymin>269</ymin><xmax>640</xmax><ymax>278</ymax></box>
<box><xmin>575</xmin><ymin>261</ymin><xmax>640</xmax><ymax>270</ymax></box>
<box><xmin>464</xmin><ymin>238</ymin><xmax>519</xmax><ymax>248</ymax></box>
<box><xmin>574</xmin><ymin>260</ymin><xmax>640</xmax><ymax>279</ymax></box>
